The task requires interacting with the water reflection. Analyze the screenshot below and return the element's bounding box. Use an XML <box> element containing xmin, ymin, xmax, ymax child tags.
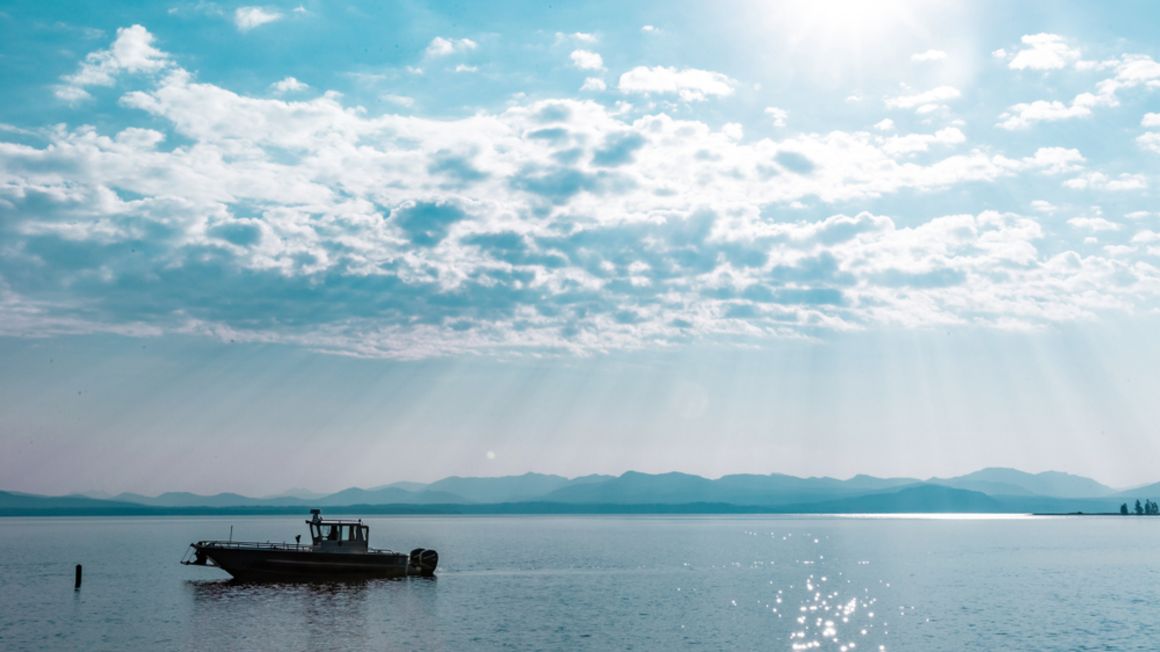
<box><xmin>186</xmin><ymin>577</ymin><xmax>441</xmax><ymax>650</ymax></box>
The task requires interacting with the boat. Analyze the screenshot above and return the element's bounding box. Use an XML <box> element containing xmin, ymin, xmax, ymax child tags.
<box><xmin>181</xmin><ymin>509</ymin><xmax>438</xmax><ymax>581</ymax></box>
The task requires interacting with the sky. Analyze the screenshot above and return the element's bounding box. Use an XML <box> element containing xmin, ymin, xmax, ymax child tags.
<box><xmin>1</xmin><ymin>1</ymin><xmax>1159</xmax><ymax>495</ymax></box>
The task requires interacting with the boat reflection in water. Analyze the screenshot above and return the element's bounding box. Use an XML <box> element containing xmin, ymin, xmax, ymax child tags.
<box><xmin>182</xmin><ymin>509</ymin><xmax>438</xmax><ymax>581</ymax></box>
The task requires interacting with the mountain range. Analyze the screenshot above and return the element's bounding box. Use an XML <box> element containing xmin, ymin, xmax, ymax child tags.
<box><xmin>3</xmin><ymin>467</ymin><xmax>1156</xmax><ymax>516</ymax></box>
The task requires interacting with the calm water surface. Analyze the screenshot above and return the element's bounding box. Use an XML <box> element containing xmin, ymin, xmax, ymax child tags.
<box><xmin>1</xmin><ymin>515</ymin><xmax>1159</xmax><ymax>650</ymax></box>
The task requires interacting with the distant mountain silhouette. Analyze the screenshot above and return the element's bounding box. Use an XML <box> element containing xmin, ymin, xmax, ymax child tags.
<box><xmin>1</xmin><ymin>467</ymin><xmax>1142</xmax><ymax>515</ymax></box>
<box><xmin>1112</xmin><ymin>481</ymin><xmax>1160</xmax><ymax>499</ymax></box>
<box><xmin>0</xmin><ymin>490</ymin><xmax>142</xmax><ymax>511</ymax></box>
<box><xmin>425</xmin><ymin>472</ymin><xmax>611</xmax><ymax>503</ymax></box>
<box><xmin>781</xmin><ymin>484</ymin><xmax>1001</xmax><ymax>513</ymax></box>
<box><xmin>930</xmin><ymin>467</ymin><xmax>1115</xmax><ymax>498</ymax></box>
<box><xmin>314</xmin><ymin>487</ymin><xmax>467</xmax><ymax>506</ymax></box>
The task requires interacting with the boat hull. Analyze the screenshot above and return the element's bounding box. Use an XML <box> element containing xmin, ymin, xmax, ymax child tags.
<box><xmin>188</xmin><ymin>544</ymin><xmax>436</xmax><ymax>581</ymax></box>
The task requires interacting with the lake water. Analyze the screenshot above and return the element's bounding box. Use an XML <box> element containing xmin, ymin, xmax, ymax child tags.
<box><xmin>1</xmin><ymin>515</ymin><xmax>1158</xmax><ymax>650</ymax></box>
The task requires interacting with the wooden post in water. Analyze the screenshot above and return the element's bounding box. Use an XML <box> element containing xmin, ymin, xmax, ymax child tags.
<box><xmin>74</xmin><ymin>564</ymin><xmax>82</xmax><ymax>590</ymax></box>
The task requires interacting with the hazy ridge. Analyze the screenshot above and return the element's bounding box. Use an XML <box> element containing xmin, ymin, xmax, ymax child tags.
<box><xmin>3</xmin><ymin>467</ymin><xmax>1155</xmax><ymax>515</ymax></box>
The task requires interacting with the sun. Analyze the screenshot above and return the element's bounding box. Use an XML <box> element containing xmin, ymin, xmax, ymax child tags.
<box><xmin>746</xmin><ymin>0</ymin><xmax>942</xmax><ymax>84</ymax></box>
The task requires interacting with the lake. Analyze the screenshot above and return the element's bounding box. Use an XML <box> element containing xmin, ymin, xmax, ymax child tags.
<box><xmin>1</xmin><ymin>515</ymin><xmax>1158</xmax><ymax>650</ymax></box>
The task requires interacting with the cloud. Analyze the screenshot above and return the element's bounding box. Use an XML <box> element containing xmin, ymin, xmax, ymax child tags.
<box><xmin>618</xmin><ymin>66</ymin><xmax>735</xmax><ymax>101</ymax></box>
<box><xmin>1139</xmin><ymin>132</ymin><xmax>1160</xmax><ymax>154</ymax></box>
<box><xmin>6</xmin><ymin>29</ymin><xmax>1159</xmax><ymax>359</ymax></box>
<box><xmin>1004</xmin><ymin>33</ymin><xmax>1081</xmax><ymax>70</ymax></box>
<box><xmin>873</xmin><ymin>119</ymin><xmax>895</xmax><ymax>131</ymax></box>
<box><xmin>570</xmin><ymin>49</ymin><xmax>604</xmax><ymax>71</ymax></box>
<box><xmin>56</xmin><ymin>25</ymin><xmax>169</xmax><ymax>100</ymax></box>
<box><xmin>879</xmin><ymin>127</ymin><xmax>965</xmax><ymax>155</ymax></box>
<box><xmin>1068</xmin><ymin>216</ymin><xmax>1120</xmax><ymax>232</ymax></box>
<box><xmin>554</xmin><ymin>32</ymin><xmax>597</xmax><ymax>44</ymax></box>
<box><xmin>382</xmin><ymin>94</ymin><xmax>415</xmax><ymax>107</ymax></box>
<box><xmin>764</xmin><ymin>106</ymin><xmax>788</xmax><ymax>128</ymax></box>
<box><xmin>453</xmin><ymin>64</ymin><xmax>478</xmax><ymax>73</ymax></box>
<box><xmin>580</xmin><ymin>77</ymin><xmax>606</xmax><ymax>92</ymax></box>
<box><xmin>234</xmin><ymin>6</ymin><xmax>283</xmax><ymax>32</ymax></box>
<box><xmin>271</xmin><ymin>76</ymin><xmax>308</xmax><ymax>94</ymax></box>
<box><xmin>426</xmin><ymin>36</ymin><xmax>477</xmax><ymax>57</ymax></box>
<box><xmin>884</xmin><ymin>86</ymin><xmax>960</xmax><ymax>112</ymax></box>
<box><xmin>1064</xmin><ymin>172</ymin><xmax>1147</xmax><ymax>191</ymax></box>
<box><xmin>1143</xmin><ymin>113</ymin><xmax>1160</xmax><ymax>128</ymax></box>
<box><xmin>911</xmin><ymin>49</ymin><xmax>947</xmax><ymax>63</ymax></box>
<box><xmin>998</xmin><ymin>53</ymin><xmax>1160</xmax><ymax>129</ymax></box>
<box><xmin>641</xmin><ymin>25</ymin><xmax>658</xmax><ymax>34</ymax></box>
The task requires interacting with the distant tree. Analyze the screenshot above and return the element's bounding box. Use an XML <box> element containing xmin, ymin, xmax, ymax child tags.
<box><xmin>1121</xmin><ymin>503</ymin><xmax>1130</xmax><ymax>515</ymax></box>
<box><xmin>1135</xmin><ymin>499</ymin><xmax>1144</xmax><ymax>515</ymax></box>
<box><xmin>1149</xmin><ymin>500</ymin><xmax>1159</xmax><ymax>515</ymax></box>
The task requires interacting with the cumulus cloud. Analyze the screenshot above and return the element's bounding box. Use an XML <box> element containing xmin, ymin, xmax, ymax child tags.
<box><xmin>56</xmin><ymin>25</ymin><xmax>169</xmax><ymax>100</ymax></box>
<box><xmin>1004</xmin><ymin>33</ymin><xmax>1081</xmax><ymax>70</ymax></box>
<box><xmin>270</xmin><ymin>76</ymin><xmax>308</xmax><ymax>94</ymax></box>
<box><xmin>1068</xmin><ymin>216</ymin><xmax>1120</xmax><ymax>232</ymax></box>
<box><xmin>884</xmin><ymin>86</ymin><xmax>960</xmax><ymax>112</ymax></box>
<box><xmin>570</xmin><ymin>49</ymin><xmax>604</xmax><ymax>71</ymax></box>
<box><xmin>1064</xmin><ymin>172</ymin><xmax>1147</xmax><ymax>191</ymax></box>
<box><xmin>426</xmin><ymin>36</ymin><xmax>477</xmax><ymax>57</ymax></box>
<box><xmin>234</xmin><ymin>6</ymin><xmax>283</xmax><ymax>32</ymax></box>
<box><xmin>879</xmin><ymin>127</ymin><xmax>965</xmax><ymax>155</ymax></box>
<box><xmin>554</xmin><ymin>31</ymin><xmax>597</xmax><ymax>44</ymax></box>
<box><xmin>580</xmin><ymin>77</ymin><xmax>606</xmax><ymax>92</ymax></box>
<box><xmin>911</xmin><ymin>49</ymin><xmax>947</xmax><ymax>63</ymax></box>
<box><xmin>1139</xmin><ymin>132</ymin><xmax>1160</xmax><ymax>154</ymax></box>
<box><xmin>1142</xmin><ymin>113</ymin><xmax>1160</xmax><ymax>128</ymax></box>
<box><xmin>5</xmin><ymin>27</ymin><xmax>1158</xmax><ymax>359</ymax></box>
<box><xmin>998</xmin><ymin>53</ymin><xmax>1160</xmax><ymax>129</ymax></box>
<box><xmin>618</xmin><ymin>66</ymin><xmax>735</xmax><ymax>101</ymax></box>
<box><xmin>764</xmin><ymin>106</ymin><xmax>788</xmax><ymax>127</ymax></box>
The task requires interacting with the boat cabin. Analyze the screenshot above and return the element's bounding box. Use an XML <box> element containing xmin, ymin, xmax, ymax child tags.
<box><xmin>306</xmin><ymin>509</ymin><xmax>369</xmax><ymax>552</ymax></box>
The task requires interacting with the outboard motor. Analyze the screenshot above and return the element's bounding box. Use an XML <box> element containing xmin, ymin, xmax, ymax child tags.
<box><xmin>409</xmin><ymin>548</ymin><xmax>439</xmax><ymax>576</ymax></box>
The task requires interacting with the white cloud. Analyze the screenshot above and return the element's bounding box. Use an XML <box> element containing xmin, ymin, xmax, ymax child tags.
<box><xmin>911</xmin><ymin>49</ymin><xmax>947</xmax><ymax>63</ymax></box>
<box><xmin>997</xmin><ymin>99</ymin><xmax>1098</xmax><ymax>130</ymax></box>
<box><xmin>382</xmin><ymin>94</ymin><xmax>415</xmax><ymax>107</ymax></box>
<box><xmin>884</xmin><ymin>86</ymin><xmax>961</xmax><ymax>111</ymax></box>
<box><xmin>764</xmin><ymin>106</ymin><xmax>788</xmax><ymax>127</ymax></box>
<box><xmin>1064</xmin><ymin>172</ymin><xmax>1147</xmax><ymax>191</ymax></box>
<box><xmin>580</xmin><ymin>77</ymin><xmax>607</xmax><ymax>92</ymax></box>
<box><xmin>271</xmin><ymin>76</ymin><xmax>308</xmax><ymax>94</ymax></box>
<box><xmin>1006</xmin><ymin>33</ymin><xmax>1081</xmax><ymax>70</ymax></box>
<box><xmin>873</xmin><ymin>119</ymin><xmax>895</xmax><ymax>131</ymax></box>
<box><xmin>1138</xmin><ymin>132</ymin><xmax>1160</xmax><ymax>154</ymax></box>
<box><xmin>641</xmin><ymin>25</ymin><xmax>658</xmax><ymax>33</ymax></box>
<box><xmin>234</xmin><ymin>7</ymin><xmax>283</xmax><ymax>32</ymax></box>
<box><xmin>998</xmin><ymin>54</ymin><xmax>1160</xmax><ymax>129</ymax></box>
<box><xmin>1030</xmin><ymin>200</ymin><xmax>1056</xmax><ymax>214</ymax></box>
<box><xmin>426</xmin><ymin>36</ymin><xmax>477</xmax><ymax>57</ymax></box>
<box><xmin>569</xmin><ymin>49</ymin><xmax>604</xmax><ymax>71</ymax></box>
<box><xmin>1068</xmin><ymin>216</ymin><xmax>1121</xmax><ymax>232</ymax></box>
<box><xmin>554</xmin><ymin>31</ymin><xmax>597</xmax><ymax>44</ymax></box>
<box><xmin>1142</xmin><ymin>113</ymin><xmax>1160</xmax><ymax>128</ymax></box>
<box><xmin>1025</xmin><ymin>146</ymin><xmax>1086</xmax><ymax>174</ymax></box>
<box><xmin>879</xmin><ymin>127</ymin><xmax>965</xmax><ymax>155</ymax></box>
<box><xmin>618</xmin><ymin>66</ymin><xmax>735</xmax><ymax>101</ymax></box>
<box><xmin>13</xmin><ymin>29</ymin><xmax>1160</xmax><ymax>358</ymax></box>
<box><xmin>453</xmin><ymin>64</ymin><xmax>478</xmax><ymax>73</ymax></box>
<box><xmin>56</xmin><ymin>24</ymin><xmax>169</xmax><ymax>100</ymax></box>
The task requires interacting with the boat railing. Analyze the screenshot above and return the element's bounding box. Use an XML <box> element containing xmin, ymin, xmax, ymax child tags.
<box><xmin>194</xmin><ymin>539</ymin><xmax>313</xmax><ymax>552</ymax></box>
<box><xmin>190</xmin><ymin>540</ymin><xmax>403</xmax><ymax>554</ymax></box>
